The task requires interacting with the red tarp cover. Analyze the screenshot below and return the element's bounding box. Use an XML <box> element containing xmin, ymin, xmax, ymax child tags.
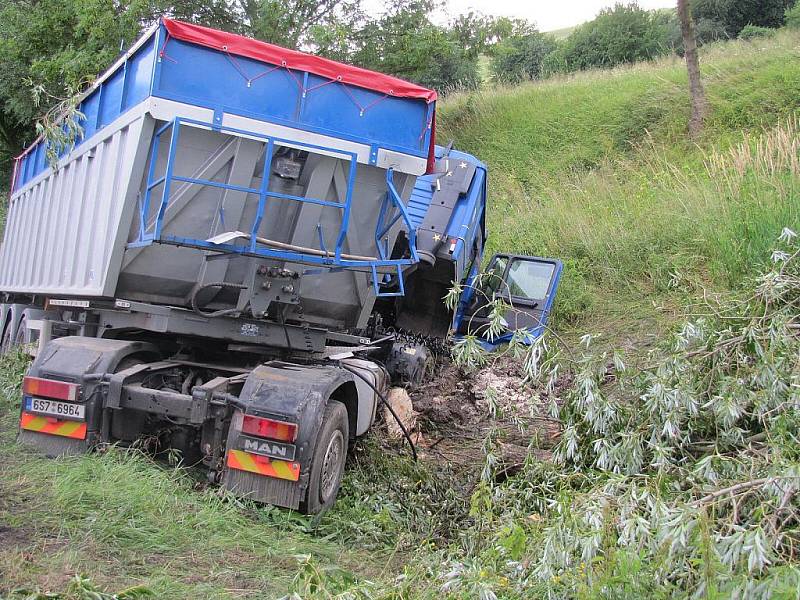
<box><xmin>162</xmin><ymin>18</ymin><xmax>438</xmax><ymax>104</ymax></box>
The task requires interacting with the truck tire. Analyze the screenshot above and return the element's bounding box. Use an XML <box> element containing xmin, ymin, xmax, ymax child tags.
<box><xmin>1</xmin><ymin>316</ymin><xmax>25</xmax><ymax>354</ymax></box>
<box><xmin>301</xmin><ymin>400</ymin><xmax>349</xmax><ymax>514</ymax></box>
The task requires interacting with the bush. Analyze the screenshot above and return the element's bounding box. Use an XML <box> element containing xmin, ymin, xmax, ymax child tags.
<box><xmin>786</xmin><ymin>3</ymin><xmax>800</xmax><ymax>28</ymax></box>
<box><xmin>490</xmin><ymin>31</ymin><xmax>558</xmax><ymax>83</ymax></box>
<box><xmin>559</xmin><ymin>3</ymin><xmax>669</xmax><ymax>72</ymax></box>
<box><xmin>739</xmin><ymin>24</ymin><xmax>777</xmax><ymax>39</ymax></box>
<box><xmin>692</xmin><ymin>0</ymin><xmax>795</xmax><ymax>37</ymax></box>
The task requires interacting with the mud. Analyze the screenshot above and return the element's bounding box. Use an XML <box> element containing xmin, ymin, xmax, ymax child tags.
<box><xmin>398</xmin><ymin>357</ymin><xmax>564</xmax><ymax>476</ymax></box>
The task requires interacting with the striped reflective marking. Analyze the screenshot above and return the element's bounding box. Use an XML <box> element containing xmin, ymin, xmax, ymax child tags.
<box><xmin>20</xmin><ymin>412</ymin><xmax>87</xmax><ymax>440</ymax></box>
<box><xmin>226</xmin><ymin>449</ymin><xmax>300</xmax><ymax>482</ymax></box>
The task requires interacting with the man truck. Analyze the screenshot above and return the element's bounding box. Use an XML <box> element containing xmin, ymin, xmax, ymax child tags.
<box><xmin>1</xmin><ymin>19</ymin><xmax>561</xmax><ymax>513</ymax></box>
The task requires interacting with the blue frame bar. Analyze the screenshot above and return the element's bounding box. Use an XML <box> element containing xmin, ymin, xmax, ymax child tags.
<box><xmin>133</xmin><ymin>117</ymin><xmax>421</xmax><ymax>294</ymax></box>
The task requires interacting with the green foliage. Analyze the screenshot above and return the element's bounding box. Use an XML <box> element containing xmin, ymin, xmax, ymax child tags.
<box><xmin>0</xmin><ymin>0</ymin><xmax>237</xmax><ymax>191</ymax></box>
<box><xmin>348</xmin><ymin>0</ymin><xmax>480</xmax><ymax>93</ymax></box>
<box><xmin>490</xmin><ymin>31</ymin><xmax>558</xmax><ymax>84</ymax></box>
<box><xmin>558</xmin><ymin>3</ymin><xmax>671</xmax><ymax>72</ymax></box>
<box><xmin>3</xmin><ymin>574</ymin><xmax>153</xmax><ymax>599</ymax></box>
<box><xmin>305</xmin><ymin>234</ymin><xmax>800</xmax><ymax>600</ymax></box>
<box><xmin>245</xmin><ymin>0</ymin><xmax>361</xmax><ymax>49</ymax></box>
<box><xmin>439</xmin><ymin>31</ymin><xmax>800</xmax><ymax>328</ymax></box>
<box><xmin>785</xmin><ymin>3</ymin><xmax>800</xmax><ymax>28</ymax></box>
<box><xmin>29</xmin><ymin>84</ymin><xmax>85</xmax><ymax>170</ymax></box>
<box><xmin>315</xmin><ymin>436</ymin><xmax>469</xmax><ymax>547</ymax></box>
<box><xmin>739</xmin><ymin>24</ymin><xmax>778</xmax><ymax>39</ymax></box>
<box><xmin>692</xmin><ymin>0</ymin><xmax>796</xmax><ymax>37</ymax></box>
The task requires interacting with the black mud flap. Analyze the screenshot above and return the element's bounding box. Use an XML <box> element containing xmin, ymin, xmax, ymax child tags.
<box><xmin>223</xmin><ymin>468</ymin><xmax>305</xmax><ymax>508</ymax></box>
<box><xmin>17</xmin><ymin>336</ymin><xmax>158</xmax><ymax>456</ymax></box>
<box><xmin>17</xmin><ymin>429</ymin><xmax>91</xmax><ymax>457</ymax></box>
<box><xmin>221</xmin><ymin>361</ymin><xmax>355</xmax><ymax>510</ymax></box>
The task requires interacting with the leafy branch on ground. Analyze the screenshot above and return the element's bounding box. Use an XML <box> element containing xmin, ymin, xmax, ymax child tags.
<box><xmin>1</xmin><ymin>574</ymin><xmax>152</xmax><ymax>600</ymax></box>
<box><xmin>285</xmin><ymin>229</ymin><xmax>800</xmax><ymax>599</ymax></box>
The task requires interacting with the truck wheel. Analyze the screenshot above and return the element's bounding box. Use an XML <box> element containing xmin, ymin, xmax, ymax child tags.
<box><xmin>301</xmin><ymin>400</ymin><xmax>349</xmax><ymax>514</ymax></box>
<box><xmin>1</xmin><ymin>316</ymin><xmax>24</xmax><ymax>354</ymax></box>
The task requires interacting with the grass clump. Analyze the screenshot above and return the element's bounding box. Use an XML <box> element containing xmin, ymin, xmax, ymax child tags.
<box><xmin>739</xmin><ymin>24</ymin><xmax>778</xmax><ymax>40</ymax></box>
<box><xmin>318</xmin><ymin>436</ymin><xmax>469</xmax><ymax>549</ymax></box>
<box><xmin>2</xmin><ymin>574</ymin><xmax>152</xmax><ymax>599</ymax></box>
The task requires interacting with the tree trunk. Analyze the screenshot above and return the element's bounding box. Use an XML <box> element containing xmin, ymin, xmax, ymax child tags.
<box><xmin>677</xmin><ymin>0</ymin><xmax>707</xmax><ymax>138</ymax></box>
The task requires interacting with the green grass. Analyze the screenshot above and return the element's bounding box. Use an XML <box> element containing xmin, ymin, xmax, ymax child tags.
<box><xmin>439</xmin><ymin>31</ymin><xmax>800</xmax><ymax>334</ymax></box>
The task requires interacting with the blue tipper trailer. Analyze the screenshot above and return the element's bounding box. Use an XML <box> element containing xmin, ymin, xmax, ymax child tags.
<box><xmin>0</xmin><ymin>19</ymin><xmax>561</xmax><ymax>512</ymax></box>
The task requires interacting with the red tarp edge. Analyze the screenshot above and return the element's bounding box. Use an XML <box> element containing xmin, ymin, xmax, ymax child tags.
<box><xmin>162</xmin><ymin>18</ymin><xmax>438</xmax><ymax>104</ymax></box>
<box><xmin>11</xmin><ymin>19</ymin><xmax>439</xmax><ymax>192</ymax></box>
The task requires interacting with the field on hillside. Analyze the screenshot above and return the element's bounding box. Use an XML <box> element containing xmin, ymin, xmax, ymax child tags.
<box><xmin>440</xmin><ymin>31</ymin><xmax>800</xmax><ymax>339</ymax></box>
<box><xmin>2</xmin><ymin>31</ymin><xmax>800</xmax><ymax>599</ymax></box>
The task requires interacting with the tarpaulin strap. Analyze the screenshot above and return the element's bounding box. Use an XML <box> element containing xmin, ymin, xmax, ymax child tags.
<box><xmin>303</xmin><ymin>77</ymin><xmax>339</xmax><ymax>96</ymax></box>
<box><xmin>159</xmin><ymin>31</ymin><xmax>177</xmax><ymax>64</ymax></box>
<box><xmin>20</xmin><ymin>412</ymin><xmax>87</xmax><ymax>440</ymax></box>
<box><xmin>224</xmin><ymin>51</ymin><xmax>281</xmax><ymax>87</ymax></box>
<box><xmin>227</xmin><ymin>449</ymin><xmax>300</xmax><ymax>481</ymax></box>
<box><xmin>220</xmin><ymin>51</ymin><xmax>389</xmax><ymax>117</ymax></box>
<box><xmin>280</xmin><ymin>63</ymin><xmax>304</xmax><ymax>92</ymax></box>
<box><xmin>339</xmin><ymin>84</ymin><xmax>389</xmax><ymax>117</ymax></box>
<box><xmin>9</xmin><ymin>157</ymin><xmax>19</xmax><ymax>193</ymax></box>
<box><xmin>10</xmin><ymin>144</ymin><xmax>36</xmax><ymax>193</ymax></box>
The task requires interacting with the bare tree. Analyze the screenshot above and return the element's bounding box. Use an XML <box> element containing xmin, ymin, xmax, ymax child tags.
<box><xmin>677</xmin><ymin>0</ymin><xmax>708</xmax><ymax>137</ymax></box>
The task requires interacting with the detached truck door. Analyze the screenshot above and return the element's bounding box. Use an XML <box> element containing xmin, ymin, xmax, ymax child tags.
<box><xmin>457</xmin><ymin>254</ymin><xmax>562</xmax><ymax>344</ymax></box>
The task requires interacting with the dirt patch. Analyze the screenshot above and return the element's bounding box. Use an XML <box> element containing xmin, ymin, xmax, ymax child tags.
<box><xmin>0</xmin><ymin>524</ymin><xmax>29</xmax><ymax>549</ymax></box>
<box><xmin>400</xmin><ymin>358</ymin><xmax>564</xmax><ymax>481</ymax></box>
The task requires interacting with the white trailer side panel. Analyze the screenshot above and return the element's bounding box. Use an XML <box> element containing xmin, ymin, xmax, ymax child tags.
<box><xmin>0</xmin><ymin>109</ymin><xmax>151</xmax><ymax>297</ymax></box>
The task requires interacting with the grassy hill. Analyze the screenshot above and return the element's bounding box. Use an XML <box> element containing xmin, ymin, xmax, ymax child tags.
<box><xmin>546</xmin><ymin>24</ymin><xmax>577</xmax><ymax>40</ymax></box>
<box><xmin>2</xmin><ymin>30</ymin><xmax>800</xmax><ymax>600</ymax></box>
<box><xmin>440</xmin><ymin>31</ymin><xmax>800</xmax><ymax>337</ymax></box>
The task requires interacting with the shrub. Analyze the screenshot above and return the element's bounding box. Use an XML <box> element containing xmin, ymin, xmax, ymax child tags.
<box><xmin>559</xmin><ymin>3</ymin><xmax>669</xmax><ymax>72</ymax></box>
<box><xmin>739</xmin><ymin>24</ymin><xmax>777</xmax><ymax>39</ymax></box>
<box><xmin>786</xmin><ymin>3</ymin><xmax>800</xmax><ymax>28</ymax></box>
<box><xmin>692</xmin><ymin>0</ymin><xmax>795</xmax><ymax>37</ymax></box>
<box><xmin>490</xmin><ymin>31</ymin><xmax>558</xmax><ymax>84</ymax></box>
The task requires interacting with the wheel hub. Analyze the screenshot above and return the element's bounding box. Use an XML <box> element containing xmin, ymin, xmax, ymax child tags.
<box><xmin>320</xmin><ymin>430</ymin><xmax>344</xmax><ymax>501</ymax></box>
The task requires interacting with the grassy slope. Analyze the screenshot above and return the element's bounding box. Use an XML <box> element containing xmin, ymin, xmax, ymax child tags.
<box><xmin>546</xmin><ymin>25</ymin><xmax>577</xmax><ymax>40</ymax></box>
<box><xmin>2</xmin><ymin>31</ymin><xmax>800</xmax><ymax>599</ymax></box>
<box><xmin>439</xmin><ymin>31</ymin><xmax>800</xmax><ymax>340</ymax></box>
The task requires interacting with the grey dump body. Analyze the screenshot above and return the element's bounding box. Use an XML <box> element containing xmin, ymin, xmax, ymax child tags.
<box><xmin>1</xmin><ymin>112</ymin><xmax>416</xmax><ymax>332</ymax></box>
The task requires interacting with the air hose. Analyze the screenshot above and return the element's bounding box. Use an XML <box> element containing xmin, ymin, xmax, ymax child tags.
<box><xmin>190</xmin><ymin>282</ymin><xmax>247</xmax><ymax>318</ymax></box>
<box><xmin>338</xmin><ymin>361</ymin><xmax>417</xmax><ymax>462</ymax></box>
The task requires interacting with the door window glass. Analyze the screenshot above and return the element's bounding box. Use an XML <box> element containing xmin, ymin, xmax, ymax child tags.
<box><xmin>483</xmin><ymin>256</ymin><xmax>508</xmax><ymax>296</ymax></box>
<box><xmin>506</xmin><ymin>260</ymin><xmax>555</xmax><ymax>300</ymax></box>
